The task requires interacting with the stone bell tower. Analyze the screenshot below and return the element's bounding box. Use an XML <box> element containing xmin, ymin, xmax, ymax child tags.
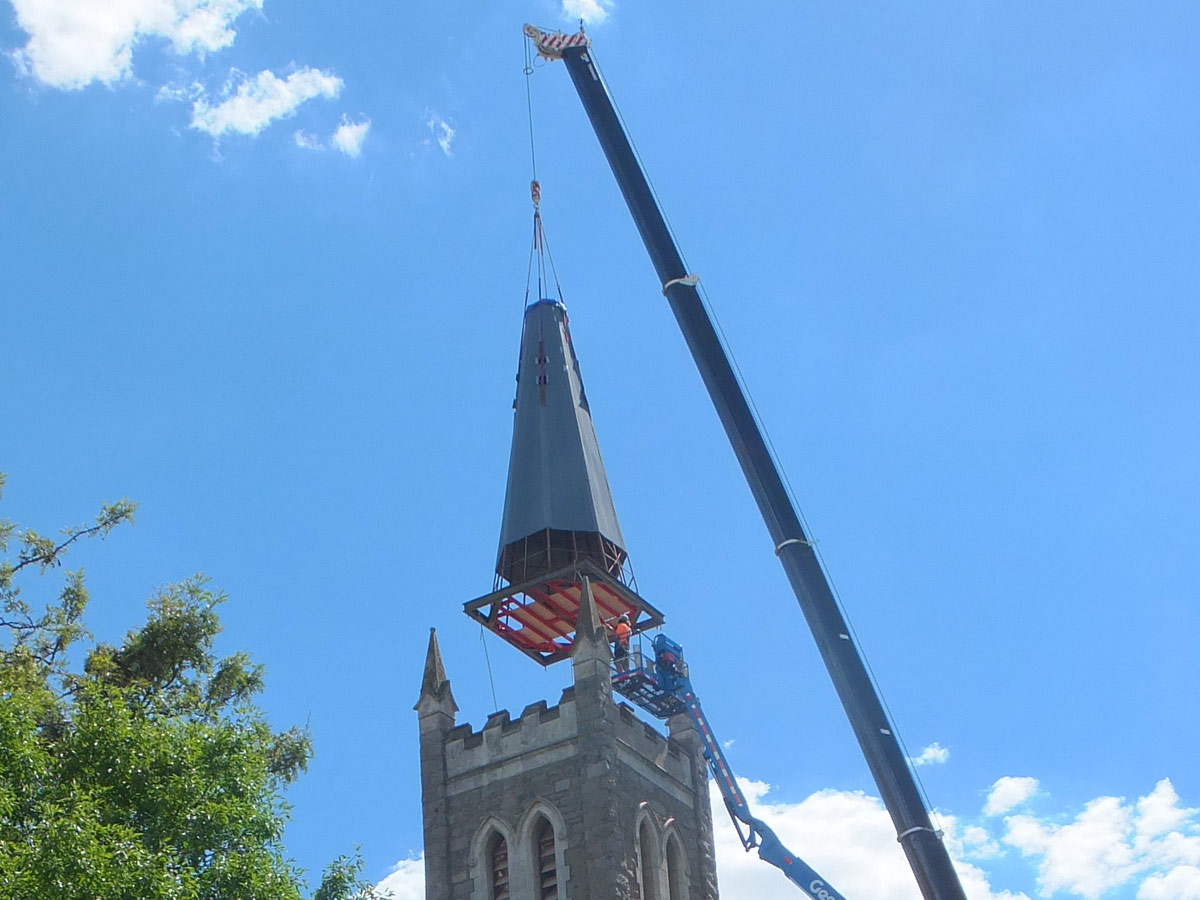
<box><xmin>419</xmin><ymin>278</ymin><xmax>719</xmax><ymax>898</ymax></box>
<box><xmin>416</xmin><ymin>581</ymin><xmax>719</xmax><ymax>900</ymax></box>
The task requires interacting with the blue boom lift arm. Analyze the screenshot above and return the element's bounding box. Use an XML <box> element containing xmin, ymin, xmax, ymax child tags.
<box><xmin>524</xmin><ymin>23</ymin><xmax>969</xmax><ymax>900</ymax></box>
<box><xmin>614</xmin><ymin>635</ymin><xmax>848</xmax><ymax>900</ymax></box>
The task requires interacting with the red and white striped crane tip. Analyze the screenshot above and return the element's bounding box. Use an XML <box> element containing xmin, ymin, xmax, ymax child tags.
<box><xmin>523</xmin><ymin>24</ymin><xmax>590</xmax><ymax>60</ymax></box>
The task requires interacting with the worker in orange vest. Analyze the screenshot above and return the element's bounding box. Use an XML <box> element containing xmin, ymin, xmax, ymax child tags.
<box><xmin>610</xmin><ymin>613</ymin><xmax>632</xmax><ymax>673</ymax></box>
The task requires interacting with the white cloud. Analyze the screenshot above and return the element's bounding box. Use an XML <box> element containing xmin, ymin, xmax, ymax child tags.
<box><xmin>1139</xmin><ymin>779</ymin><xmax>1196</xmax><ymax>841</ymax></box>
<box><xmin>561</xmin><ymin>0</ymin><xmax>613</xmax><ymax>25</ymax></box>
<box><xmin>960</xmin><ymin>824</ymin><xmax>1003</xmax><ymax>860</ymax></box>
<box><xmin>424</xmin><ymin>112</ymin><xmax>455</xmax><ymax>157</ymax></box>
<box><xmin>10</xmin><ymin>0</ymin><xmax>360</xmax><ymax>149</ymax></box>
<box><xmin>1139</xmin><ymin>866</ymin><xmax>1200</xmax><ymax>900</ymax></box>
<box><xmin>293</xmin><ymin>129</ymin><xmax>323</xmax><ymax>150</ymax></box>
<box><xmin>1005</xmin><ymin>796</ymin><xmax>1138</xmax><ymax>897</ymax></box>
<box><xmin>375</xmin><ymin>775</ymin><xmax>1199</xmax><ymax>900</ymax></box>
<box><xmin>190</xmin><ymin>67</ymin><xmax>342</xmax><ymax>138</ymax></box>
<box><xmin>332</xmin><ymin>116</ymin><xmax>370</xmax><ymax>157</ymax></box>
<box><xmin>712</xmin><ymin>780</ymin><xmax>1024</xmax><ymax>900</ymax></box>
<box><xmin>985</xmin><ymin>776</ymin><xmax>1039</xmax><ymax>817</ymax></box>
<box><xmin>10</xmin><ymin>0</ymin><xmax>262</xmax><ymax>89</ymax></box>
<box><xmin>377</xmin><ymin>855</ymin><xmax>424</xmax><ymax>900</ymax></box>
<box><xmin>1003</xmin><ymin>779</ymin><xmax>1200</xmax><ymax>900</ymax></box>
<box><xmin>911</xmin><ymin>742</ymin><xmax>950</xmax><ymax>767</ymax></box>
<box><xmin>156</xmin><ymin>82</ymin><xmax>202</xmax><ymax>104</ymax></box>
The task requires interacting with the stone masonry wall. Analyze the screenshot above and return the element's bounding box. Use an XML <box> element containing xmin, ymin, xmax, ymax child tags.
<box><xmin>423</xmin><ymin>685</ymin><xmax>718</xmax><ymax>900</ymax></box>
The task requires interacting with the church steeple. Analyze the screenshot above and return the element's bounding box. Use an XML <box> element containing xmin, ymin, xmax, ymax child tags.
<box><xmin>464</xmin><ymin>297</ymin><xmax>664</xmax><ymax>665</ymax></box>
<box><xmin>496</xmin><ymin>298</ymin><xmax>627</xmax><ymax>582</ymax></box>
<box><xmin>421</xmin><ymin>173</ymin><xmax>717</xmax><ymax>900</ymax></box>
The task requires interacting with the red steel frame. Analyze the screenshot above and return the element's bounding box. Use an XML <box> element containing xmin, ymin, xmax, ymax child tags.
<box><xmin>464</xmin><ymin>558</ymin><xmax>665</xmax><ymax>665</ymax></box>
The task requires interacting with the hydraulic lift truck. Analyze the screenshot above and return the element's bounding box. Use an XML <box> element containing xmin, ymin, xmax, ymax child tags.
<box><xmin>614</xmin><ymin>635</ymin><xmax>848</xmax><ymax>900</ymax></box>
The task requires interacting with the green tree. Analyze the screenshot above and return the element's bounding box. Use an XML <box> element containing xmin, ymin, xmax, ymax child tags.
<box><xmin>0</xmin><ymin>474</ymin><xmax>382</xmax><ymax>900</ymax></box>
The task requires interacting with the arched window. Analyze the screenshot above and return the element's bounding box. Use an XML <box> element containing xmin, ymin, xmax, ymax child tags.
<box><xmin>665</xmin><ymin>833</ymin><xmax>688</xmax><ymax>900</ymax></box>
<box><xmin>489</xmin><ymin>833</ymin><xmax>510</xmax><ymax>900</ymax></box>
<box><xmin>638</xmin><ymin>818</ymin><xmax>662</xmax><ymax>900</ymax></box>
<box><xmin>534</xmin><ymin>817</ymin><xmax>558</xmax><ymax>899</ymax></box>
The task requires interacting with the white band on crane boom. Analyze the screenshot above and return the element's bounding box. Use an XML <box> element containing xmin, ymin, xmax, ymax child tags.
<box><xmin>774</xmin><ymin>537</ymin><xmax>814</xmax><ymax>555</ymax></box>
<box><xmin>896</xmin><ymin>826</ymin><xmax>940</xmax><ymax>843</ymax></box>
<box><xmin>662</xmin><ymin>274</ymin><xmax>700</xmax><ymax>295</ymax></box>
<box><xmin>523</xmin><ymin>24</ymin><xmax>590</xmax><ymax>60</ymax></box>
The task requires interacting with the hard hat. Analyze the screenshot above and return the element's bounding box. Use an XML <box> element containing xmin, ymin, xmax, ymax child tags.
<box><xmin>618</xmin><ymin>613</ymin><xmax>629</xmax><ymax>623</ymax></box>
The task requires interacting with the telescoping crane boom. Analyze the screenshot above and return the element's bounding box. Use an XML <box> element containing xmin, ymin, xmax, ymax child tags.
<box><xmin>523</xmin><ymin>24</ymin><xmax>969</xmax><ymax>900</ymax></box>
<box><xmin>615</xmin><ymin>635</ymin><xmax>849</xmax><ymax>900</ymax></box>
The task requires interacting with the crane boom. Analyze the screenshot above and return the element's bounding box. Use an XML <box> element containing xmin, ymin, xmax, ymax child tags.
<box><xmin>525</xmin><ymin>24</ymin><xmax>968</xmax><ymax>900</ymax></box>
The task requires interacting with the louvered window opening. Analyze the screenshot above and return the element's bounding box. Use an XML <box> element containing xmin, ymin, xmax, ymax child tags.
<box><xmin>639</xmin><ymin>823</ymin><xmax>660</xmax><ymax>900</ymax></box>
<box><xmin>491</xmin><ymin>836</ymin><xmax>510</xmax><ymax>900</ymax></box>
<box><xmin>666</xmin><ymin>837</ymin><xmax>686</xmax><ymax>900</ymax></box>
<box><xmin>537</xmin><ymin>820</ymin><xmax>558</xmax><ymax>899</ymax></box>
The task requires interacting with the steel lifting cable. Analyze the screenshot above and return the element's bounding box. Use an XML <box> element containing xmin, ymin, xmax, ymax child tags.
<box><xmin>479</xmin><ymin>625</ymin><xmax>500</xmax><ymax>712</ymax></box>
<box><xmin>523</xmin><ymin>36</ymin><xmax>543</xmax><ymax>305</ymax></box>
<box><xmin>539</xmin><ymin>208</ymin><xmax>567</xmax><ymax>304</ymax></box>
<box><xmin>522</xmin><ymin>34</ymin><xmax>566</xmax><ymax>307</ymax></box>
<box><xmin>523</xmin><ymin>36</ymin><xmax>539</xmax><ymax>184</ymax></box>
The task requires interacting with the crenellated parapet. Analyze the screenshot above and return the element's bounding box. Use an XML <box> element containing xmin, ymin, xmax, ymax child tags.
<box><xmin>441</xmin><ymin>688</ymin><xmax>693</xmax><ymax>800</ymax></box>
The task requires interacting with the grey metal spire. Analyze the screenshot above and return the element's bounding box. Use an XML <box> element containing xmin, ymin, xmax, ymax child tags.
<box><xmin>466</xmin><ymin>297</ymin><xmax>664</xmax><ymax>666</ymax></box>
<box><xmin>495</xmin><ymin>298</ymin><xmax>627</xmax><ymax>583</ymax></box>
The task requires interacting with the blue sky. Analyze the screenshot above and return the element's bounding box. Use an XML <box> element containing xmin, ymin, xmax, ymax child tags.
<box><xmin>3</xmin><ymin>1</ymin><xmax>1198</xmax><ymax>898</ymax></box>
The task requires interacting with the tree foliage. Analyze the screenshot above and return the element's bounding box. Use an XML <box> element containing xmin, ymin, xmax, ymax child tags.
<box><xmin>0</xmin><ymin>475</ymin><xmax>383</xmax><ymax>900</ymax></box>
